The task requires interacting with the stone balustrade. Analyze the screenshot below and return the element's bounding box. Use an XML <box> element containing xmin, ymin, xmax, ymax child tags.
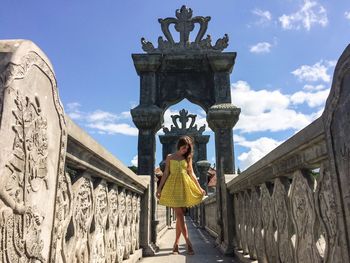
<box><xmin>227</xmin><ymin>117</ymin><xmax>333</xmax><ymax>262</ymax></box>
<box><xmin>0</xmin><ymin>40</ymin><xmax>151</xmax><ymax>263</ymax></box>
<box><xmin>191</xmin><ymin>43</ymin><xmax>350</xmax><ymax>262</ymax></box>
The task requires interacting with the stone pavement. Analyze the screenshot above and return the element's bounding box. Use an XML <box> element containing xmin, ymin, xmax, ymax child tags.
<box><xmin>139</xmin><ymin>217</ymin><xmax>237</xmax><ymax>263</ymax></box>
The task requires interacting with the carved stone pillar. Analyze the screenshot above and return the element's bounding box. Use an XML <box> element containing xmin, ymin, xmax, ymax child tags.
<box><xmin>196</xmin><ymin>160</ymin><xmax>211</xmax><ymax>193</ymax></box>
<box><xmin>131</xmin><ymin>104</ymin><xmax>162</xmax><ymax>246</ymax></box>
<box><xmin>207</xmin><ymin>103</ymin><xmax>240</xmax><ymax>254</ymax></box>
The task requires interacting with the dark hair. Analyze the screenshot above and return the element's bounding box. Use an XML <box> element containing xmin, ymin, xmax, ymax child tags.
<box><xmin>177</xmin><ymin>136</ymin><xmax>193</xmax><ymax>162</ymax></box>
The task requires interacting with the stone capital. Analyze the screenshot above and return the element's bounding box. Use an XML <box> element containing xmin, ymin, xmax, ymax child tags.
<box><xmin>132</xmin><ymin>54</ymin><xmax>162</xmax><ymax>75</ymax></box>
<box><xmin>131</xmin><ymin>105</ymin><xmax>163</xmax><ymax>131</ymax></box>
<box><xmin>196</xmin><ymin>160</ymin><xmax>211</xmax><ymax>171</ymax></box>
<box><xmin>207</xmin><ymin>52</ymin><xmax>237</xmax><ymax>73</ymax></box>
<box><xmin>207</xmin><ymin>103</ymin><xmax>240</xmax><ymax>131</ymax></box>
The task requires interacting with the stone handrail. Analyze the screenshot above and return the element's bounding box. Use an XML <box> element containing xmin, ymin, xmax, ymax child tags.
<box><xmin>0</xmin><ymin>40</ymin><xmax>151</xmax><ymax>262</ymax></box>
<box><xmin>225</xmin><ymin>44</ymin><xmax>350</xmax><ymax>262</ymax></box>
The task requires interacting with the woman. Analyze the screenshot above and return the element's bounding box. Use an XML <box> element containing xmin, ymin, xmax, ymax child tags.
<box><xmin>156</xmin><ymin>136</ymin><xmax>206</xmax><ymax>255</ymax></box>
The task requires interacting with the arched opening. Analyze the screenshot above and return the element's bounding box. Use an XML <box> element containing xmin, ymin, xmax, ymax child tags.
<box><xmin>155</xmin><ymin>98</ymin><xmax>216</xmax><ymax>170</ymax></box>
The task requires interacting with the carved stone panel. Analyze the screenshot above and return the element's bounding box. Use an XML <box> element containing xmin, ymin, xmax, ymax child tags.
<box><xmin>261</xmin><ymin>183</ymin><xmax>278</xmax><ymax>263</ymax></box>
<box><xmin>272</xmin><ymin>178</ymin><xmax>294</xmax><ymax>263</ymax></box>
<box><xmin>90</xmin><ymin>179</ymin><xmax>108</xmax><ymax>263</ymax></box>
<box><xmin>67</xmin><ymin>175</ymin><xmax>94</xmax><ymax>263</ymax></box>
<box><xmin>323</xmin><ymin>44</ymin><xmax>350</xmax><ymax>260</ymax></box>
<box><xmin>0</xmin><ymin>41</ymin><xmax>67</xmax><ymax>263</ymax></box>
<box><xmin>124</xmin><ymin>191</ymin><xmax>132</xmax><ymax>258</ymax></box>
<box><xmin>244</xmin><ymin>191</ymin><xmax>255</xmax><ymax>259</ymax></box>
<box><xmin>131</xmin><ymin>193</ymin><xmax>137</xmax><ymax>253</ymax></box>
<box><xmin>238</xmin><ymin>192</ymin><xmax>248</xmax><ymax>254</ymax></box>
<box><xmin>290</xmin><ymin>170</ymin><xmax>321</xmax><ymax>263</ymax></box>
<box><xmin>117</xmin><ymin>188</ymin><xmax>126</xmax><ymax>262</ymax></box>
<box><xmin>52</xmin><ymin>172</ymin><xmax>73</xmax><ymax>263</ymax></box>
<box><xmin>315</xmin><ymin>163</ymin><xmax>342</xmax><ymax>263</ymax></box>
<box><xmin>233</xmin><ymin>194</ymin><xmax>241</xmax><ymax>249</ymax></box>
<box><xmin>106</xmin><ymin>184</ymin><xmax>119</xmax><ymax>263</ymax></box>
<box><xmin>251</xmin><ymin>187</ymin><xmax>266</xmax><ymax>262</ymax></box>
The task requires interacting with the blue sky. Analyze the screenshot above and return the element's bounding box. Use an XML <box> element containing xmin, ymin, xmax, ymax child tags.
<box><xmin>1</xmin><ymin>1</ymin><xmax>350</xmax><ymax>171</ymax></box>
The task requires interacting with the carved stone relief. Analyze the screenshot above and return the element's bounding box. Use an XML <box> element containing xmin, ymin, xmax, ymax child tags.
<box><xmin>244</xmin><ymin>191</ymin><xmax>255</xmax><ymax>259</ymax></box>
<box><xmin>238</xmin><ymin>192</ymin><xmax>248</xmax><ymax>254</ymax></box>
<box><xmin>261</xmin><ymin>183</ymin><xmax>278</xmax><ymax>263</ymax></box>
<box><xmin>117</xmin><ymin>188</ymin><xmax>126</xmax><ymax>262</ymax></box>
<box><xmin>272</xmin><ymin>178</ymin><xmax>294</xmax><ymax>263</ymax></box>
<box><xmin>90</xmin><ymin>179</ymin><xmax>108</xmax><ymax>263</ymax></box>
<box><xmin>233</xmin><ymin>194</ymin><xmax>241</xmax><ymax>249</ymax></box>
<box><xmin>0</xmin><ymin>43</ymin><xmax>68</xmax><ymax>262</ymax></box>
<box><xmin>124</xmin><ymin>191</ymin><xmax>132</xmax><ymax>259</ymax></box>
<box><xmin>106</xmin><ymin>184</ymin><xmax>119</xmax><ymax>263</ymax></box>
<box><xmin>315</xmin><ymin>163</ymin><xmax>342</xmax><ymax>263</ymax></box>
<box><xmin>251</xmin><ymin>187</ymin><xmax>266</xmax><ymax>262</ymax></box>
<box><xmin>66</xmin><ymin>175</ymin><xmax>94</xmax><ymax>263</ymax></box>
<box><xmin>290</xmin><ymin>170</ymin><xmax>321</xmax><ymax>263</ymax></box>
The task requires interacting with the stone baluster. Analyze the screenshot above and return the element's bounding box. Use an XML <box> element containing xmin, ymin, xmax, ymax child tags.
<box><xmin>289</xmin><ymin>170</ymin><xmax>322</xmax><ymax>263</ymax></box>
<box><xmin>261</xmin><ymin>183</ymin><xmax>278</xmax><ymax>263</ymax></box>
<box><xmin>272</xmin><ymin>178</ymin><xmax>294</xmax><ymax>263</ymax></box>
<box><xmin>244</xmin><ymin>190</ymin><xmax>255</xmax><ymax>259</ymax></box>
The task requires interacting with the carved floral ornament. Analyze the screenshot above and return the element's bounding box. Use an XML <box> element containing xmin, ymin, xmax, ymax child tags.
<box><xmin>163</xmin><ymin>108</ymin><xmax>205</xmax><ymax>135</ymax></box>
<box><xmin>141</xmin><ymin>5</ymin><xmax>229</xmax><ymax>54</ymax></box>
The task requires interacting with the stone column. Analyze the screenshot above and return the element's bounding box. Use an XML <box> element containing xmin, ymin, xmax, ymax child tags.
<box><xmin>207</xmin><ymin>103</ymin><xmax>240</xmax><ymax>255</ymax></box>
<box><xmin>196</xmin><ymin>160</ymin><xmax>211</xmax><ymax>193</ymax></box>
<box><xmin>131</xmin><ymin>54</ymin><xmax>162</xmax><ymax>247</ymax></box>
<box><xmin>131</xmin><ymin>105</ymin><xmax>162</xmax><ymax>247</ymax></box>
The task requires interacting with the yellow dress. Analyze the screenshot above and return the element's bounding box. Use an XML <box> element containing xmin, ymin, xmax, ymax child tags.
<box><xmin>159</xmin><ymin>159</ymin><xmax>204</xmax><ymax>208</ymax></box>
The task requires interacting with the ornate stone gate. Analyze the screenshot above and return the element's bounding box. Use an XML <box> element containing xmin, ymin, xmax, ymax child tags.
<box><xmin>131</xmin><ymin>6</ymin><xmax>241</xmax><ymax>253</ymax></box>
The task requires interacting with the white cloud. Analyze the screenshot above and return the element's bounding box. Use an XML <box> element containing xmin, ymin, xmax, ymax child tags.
<box><xmin>250</xmin><ymin>42</ymin><xmax>272</xmax><ymax>54</ymax></box>
<box><xmin>231</xmin><ymin>81</ymin><xmax>323</xmax><ymax>133</ymax></box>
<box><xmin>290</xmin><ymin>88</ymin><xmax>330</xmax><ymax>108</ymax></box>
<box><xmin>292</xmin><ymin>60</ymin><xmax>335</xmax><ymax>82</ymax></box>
<box><xmin>65</xmin><ymin>102</ymin><xmax>138</xmax><ymax>136</ymax></box>
<box><xmin>252</xmin><ymin>9</ymin><xmax>272</xmax><ymax>26</ymax></box>
<box><xmin>303</xmin><ymin>84</ymin><xmax>326</xmax><ymax>91</ymax></box>
<box><xmin>345</xmin><ymin>11</ymin><xmax>350</xmax><ymax>20</ymax></box>
<box><xmin>87</xmin><ymin>110</ymin><xmax>117</xmax><ymax>122</ymax></box>
<box><xmin>237</xmin><ymin>136</ymin><xmax>282</xmax><ymax>170</ymax></box>
<box><xmin>232</xmin><ymin>81</ymin><xmax>289</xmax><ymax>116</ymax></box>
<box><xmin>131</xmin><ymin>155</ymin><xmax>138</xmax><ymax>166</ymax></box>
<box><xmin>87</xmin><ymin>122</ymin><xmax>138</xmax><ymax>136</ymax></box>
<box><xmin>279</xmin><ymin>0</ymin><xmax>328</xmax><ymax>31</ymax></box>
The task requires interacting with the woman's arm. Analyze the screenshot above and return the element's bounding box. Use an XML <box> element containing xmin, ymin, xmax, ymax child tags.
<box><xmin>156</xmin><ymin>155</ymin><xmax>171</xmax><ymax>197</ymax></box>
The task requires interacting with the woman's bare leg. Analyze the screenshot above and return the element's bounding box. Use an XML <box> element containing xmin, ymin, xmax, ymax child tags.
<box><xmin>174</xmin><ymin>215</ymin><xmax>181</xmax><ymax>245</ymax></box>
<box><xmin>174</xmin><ymin>207</ymin><xmax>190</xmax><ymax>243</ymax></box>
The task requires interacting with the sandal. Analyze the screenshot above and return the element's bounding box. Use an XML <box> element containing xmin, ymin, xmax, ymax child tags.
<box><xmin>172</xmin><ymin>244</ymin><xmax>179</xmax><ymax>255</ymax></box>
<box><xmin>186</xmin><ymin>242</ymin><xmax>194</xmax><ymax>255</ymax></box>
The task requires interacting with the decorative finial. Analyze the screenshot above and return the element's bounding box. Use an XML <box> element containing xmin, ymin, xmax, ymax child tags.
<box><xmin>163</xmin><ymin>109</ymin><xmax>206</xmax><ymax>135</ymax></box>
<box><xmin>141</xmin><ymin>5</ymin><xmax>229</xmax><ymax>54</ymax></box>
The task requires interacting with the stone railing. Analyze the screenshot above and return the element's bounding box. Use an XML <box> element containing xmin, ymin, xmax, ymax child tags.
<box><xmin>226</xmin><ymin>44</ymin><xmax>350</xmax><ymax>262</ymax></box>
<box><xmin>0</xmin><ymin>40</ymin><xmax>152</xmax><ymax>262</ymax></box>
<box><xmin>190</xmin><ymin>44</ymin><xmax>350</xmax><ymax>262</ymax></box>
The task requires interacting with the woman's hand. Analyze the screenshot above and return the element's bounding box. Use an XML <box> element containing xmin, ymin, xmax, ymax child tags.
<box><xmin>156</xmin><ymin>189</ymin><xmax>161</xmax><ymax>199</ymax></box>
<box><xmin>201</xmin><ymin>188</ymin><xmax>206</xmax><ymax>196</ymax></box>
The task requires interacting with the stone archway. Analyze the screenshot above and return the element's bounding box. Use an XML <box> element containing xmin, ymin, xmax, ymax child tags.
<box><xmin>131</xmin><ymin>6</ymin><xmax>240</xmax><ymax>252</ymax></box>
